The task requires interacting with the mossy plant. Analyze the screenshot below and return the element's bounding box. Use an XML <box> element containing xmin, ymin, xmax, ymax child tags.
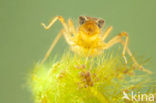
<box><xmin>28</xmin><ymin>50</ymin><xmax>155</xmax><ymax>103</ymax></box>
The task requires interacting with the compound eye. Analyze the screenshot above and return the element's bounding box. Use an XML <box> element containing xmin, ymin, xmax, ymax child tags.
<box><xmin>97</xmin><ymin>19</ymin><xmax>104</xmax><ymax>28</ymax></box>
<box><xmin>79</xmin><ymin>16</ymin><xmax>86</xmax><ymax>25</ymax></box>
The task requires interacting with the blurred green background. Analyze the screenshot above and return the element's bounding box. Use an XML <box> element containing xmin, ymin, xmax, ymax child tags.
<box><xmin>0</xmin><ymin>0</ymin><xmax>156</xmax><ymax>103</ymax></box>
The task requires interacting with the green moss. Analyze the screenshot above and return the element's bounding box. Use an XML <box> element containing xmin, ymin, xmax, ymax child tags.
<box><xmin>29</xmin><ymin>51</ymin><xmax>154</xmax><ymax>103</ymax></box>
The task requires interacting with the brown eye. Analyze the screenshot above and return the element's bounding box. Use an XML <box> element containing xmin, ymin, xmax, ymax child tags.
<box><xmin>79</xmin><ymin>16</ymin><xmax>86</xmax><ymax>25</ymax></box>
<box><xmin>97</xmin><ymin>19</ymin><xmax>104</xmax><ymax>28</ymax></box>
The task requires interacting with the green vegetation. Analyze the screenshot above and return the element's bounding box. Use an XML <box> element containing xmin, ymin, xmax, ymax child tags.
<box><xmin>28</xmin><ymin>51</ymin><xmax>155</xmax><ymax>103</ymax></box>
